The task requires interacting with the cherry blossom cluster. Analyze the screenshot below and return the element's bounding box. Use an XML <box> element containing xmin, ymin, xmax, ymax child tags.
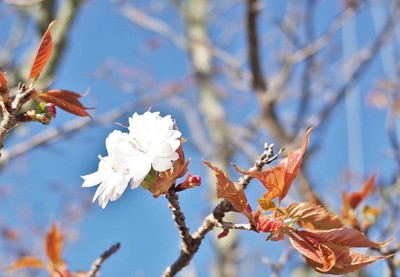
<box><xmin>81</xmin><ymin>111</ymin><xmax>181</xmax><ymax>208</ymax></box>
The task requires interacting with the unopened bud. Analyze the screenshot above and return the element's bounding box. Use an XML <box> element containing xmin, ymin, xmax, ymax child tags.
<box><xmin>36</xmin><ymin>114</ymin><xmax>51</xmax><ymax>125</ymax></box>
<box><xmin>17</xmin><ymin>110</ymin><xmax>36</xmax><ymax>122</ymax></box>
<box><xmin>175</xmin><ymin>174</ymin><xmax>202</xmax><ymax>192</ymax></box>
<box><xmin>44</xmin><ymin>103</ymin><xmax>57</xmax><ymax>118</ymax></box>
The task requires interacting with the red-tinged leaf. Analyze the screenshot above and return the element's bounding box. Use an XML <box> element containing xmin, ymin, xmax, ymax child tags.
<box><xmin>304</xmin><ymin>243</ymin><xmax>389</xmax><ymax>275</ymax></box>
<box><xmin>295</xmin><ymin>227</ymin><xmax>391</xmax><ymax>248</ymax></box>
<box><xmin>341</xmin><ymin>190</ymin><xmax>350</xmax><ymax>219</ymax></box>
<box><xmin>233</xmin><ymin>163</ymin><xmax>285</xmax><ymax>201</ymax></box>
<box><xmin>36</xmin><ymin>90</ymin><xmax>92</xmax><ymax>117</ymax></box>
<box><xmin>217</xmin><ymin>229</ymin><xmax>230</xmax><ymax>239</ymax></box>
<box><xmin>0</xmin><ymin>71</ymin><xmax>8</xmax><ymax>94</ymax></box>
<box><xmin>255</xmin><ymin>214</ymin><xmax>283</xmax><ymax>233</ymax></box>
<box><xmin>287</xmin><ymin>226</ymin><xmax>391</xmax><ymax>274</ymax></box>
<box><xmin>146</xmin><ymin>141</ymin><xmax>189</xmax><ymax>197</ymax></box>
<box><xmin>203</xmin><ymin>161</ymin><xmax>255</xmax><ymax>225</ymax></box>
<box><xmin>278</xmin><ymin>127</ymin><xmax>313</xmax><ymax>200</ymax></box>
<box><xmin>29</xmin><ymin>21</ymin><xmax>56</xmax><ymax>83</ymax></box>
<box><xmin>286</xmin><ymin>202</ymin><xmax>343</xmax><ymax>230</ymax></box>
<box><xmin>151</xmin><ymin>159</ymin><xmax>190</xmax><ymax>197</ymax></box>
<box><xmin>287</xmin><ymin>230</ymin><xmax>336</xmax><ymax>272</ymax></box>
<box><xmin>5</xmin><ymin>256</ymin><xmax>45</xmax><ymax>271</ymax></box>
<box><xmin>233</xmin><ymin>128</ymin><xmax>313</xmax><ymax>203</ymax></box>
<box><xmin>46</xmin><ymin>223</ymin><xmax>64</xmax><ymax>266</ymax></box>
<box><xmin>348</xmin><ymin>174</ymin><xmax>375</xmax><ymax>210</ymax></box>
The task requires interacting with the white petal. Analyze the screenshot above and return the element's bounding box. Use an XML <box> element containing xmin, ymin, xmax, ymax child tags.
<box><xmin>130</xmin><ymin>179</ymin><xmax>142</xmax><ymax>189</ymax></box>
<box><xmin>152</xmin><ymin>156</ymin><xmax>175</xmax><ymax>172</ymax></box>
<box><xmin>81</xmin><ymin>158</ymin><xmax>113</xmax><ymax>187</ymax></box>
<box><xmin>126</xmin><ymin>158</ymin><xmax>152</xmax><ymax>181</ymax></box>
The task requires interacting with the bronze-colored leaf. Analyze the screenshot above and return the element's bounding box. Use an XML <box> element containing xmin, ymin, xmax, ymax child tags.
<box><xmin>305</xmin><ymin>243</ymin><xmax>389</xmax><ymax>275</ymax></box>
<box><xmin>287</xmin><ymin>227</ymin><xmax>390</xmax><ymax>274</ymax></box>
<box><xmin>46</xmin><ymin>223</ymin><xmax>64</xmax><ymax>266</ymax></box>
<box><xmin>233</xmin><ymin>128</ymin><xmax>313</xmax><ymax>203</ymax></box>
<box><xmin>278</xmin><ymin>128</ymin><xmax>313</xmax><ymax>201</ymax></box>
<box><xmin>233</xmin><ymin>163</ymin><xmax>285</xmax><ymax>202</ymax></box>
<box><xmin>348</xmin><ymin>174</ymin><xmax>375</xmax><ymax>210</ymax></box>
<box><xmin>203</xmin><ymin>161</ymin><xmax>255</xmax><ymax>225</ymax></box>
<box><xmin>287</xmin><ymin>230</ymin><xmax>336</xmax><ymax>272</ymax></box>
<box><xmin>286</xmin><ymin>202</ymin><xmax>343</xmax><ymax>230</ymax></box>
<box><xmin>36</xmin><ymin>90</ymin><xmax>92</xmax><ymax>118</ymax></box>
<box><xmin>296</xmin><ymin>227</ymin><xmax>391</xmax><ymax>248</ymax></box>
<box><xmin>5</xmin><ymin>256</ymin><xmax>45</xmax><ymax>271</ymax></box>
<box><xmin>0</xmin><ymin>71</ymin><xmax>8</xmax><ymax>95</ymax></box>
<box><xmin>255</xmin><ymin>214</ymin><xmax>283</xmax><ymax>233</ymax></box>
<box><xmin>28</xmin><ymin>21</ymin><xmax>56</xmax><ymax>83</ymax></box>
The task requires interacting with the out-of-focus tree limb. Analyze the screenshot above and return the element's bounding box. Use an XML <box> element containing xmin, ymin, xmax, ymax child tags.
<box><xmin>0</xmin><ymin>105</ymin><xmax>142</xmax><ymax>163</ymax></box>
<box><xmin>121</xmin><ymin>5</ymin><xmax>246</xmax><ymax>83</ymax></box>
<box><xmin>183</xmin><ymin>0</ymin><xmax>238</xmax><ymax>276</ymax></box>
<box><xmin>246</xmin><ymin>0</ymin><xmax>267</xmax><ymax>93</ymax></box>
<box><xmin>308</xmin><ymin>0</ymin><xmax>400</xmax><ymax>130</ymax></box>
<box><xmin>246</xmin><ymin>0</ymin><xmax>288</xmax><ymax>149</ymax></box>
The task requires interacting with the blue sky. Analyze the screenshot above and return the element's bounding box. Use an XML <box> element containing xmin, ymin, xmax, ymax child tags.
<box><xmin>1</xmin><ymin>1</ymin><xmax>398</xmax><ymax>276</ymax></box>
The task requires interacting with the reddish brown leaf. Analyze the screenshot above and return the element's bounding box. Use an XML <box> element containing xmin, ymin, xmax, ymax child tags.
<box><xmin>147</xmin><ymin>142</ymin><xmax>189</xmax><ymax>197</ymax></box>
<box><xmin>5</xmin><ymin>256</ymin><xmax>45</xmax><ymax>271</ymax></box>
<box><xmin>255</xmin><ymin>214</ymin><xmax>283</xmax><ymax>233</ymax></box>
<box><xmin>203</xmin><ymin>161</ymin><xmax>255</xmax><ymax>225</ymax></box>
<box><xmin>286</xmin><ymin>202</ymin><xmax>343</xmax><ymax>230</ymax></box>
<box><xmin>341</xmin><ymin>189</ymin><xmax>350</xmax><ymax>219</ymax></box>
<box><xmin>233</xmin><ymin>163</ymin><xmax>285</xmax><ymax>202</ymax></box>
<box><xmin>28</xmin><ymin>21</ymin><xmax>56</xmax><ymax>83</ymax></box>
<box><xmin>233</xmin><ymin>128</ymin><xmax>313</xmax><ymax>203</ymax></box>
<box><xmin>46</xmin><ymin>223</ymin><xmax>64</xmax><ymax>266</ymax></box>
<box><xmin>36</xmin><ymin>90</ymin><xmax>92</xmax><ymax>117</ymax></box>
<box><xmin>278</xmin><ymin>127</ymin><xmax>313</xmax><ymax>201</ymax></box>
<box><xmin>287</xmin><ymin>230</ymin><xmax>336</xmax><ymax>272</ymax></box>
<box><xmin>287</xmin><ymin>225</ymin><xmax>391</xmax><ymax>274</ymax></box>
<box><xmin>151</xmin><ymin>159</ymin><xmax>190</xmax><ymax>197</ymax></box>
<box><xmin>295</xmin><ymin>227</ymin><xmax>391</xmax><ymax>248</ymax></box>
<box><xmin>0</xmin><ymin>71</ymin><xmax>8</xmax><ymax>94</ymax></box>
<box><xmin>348</xmin><ymin>174</ymin><xmax>375</xmax><ymax>210</ymax></box>
<box><xmin>305</xmin><ymin>243</ymin><xmax>389</xmax><ymax>275</ymax></box>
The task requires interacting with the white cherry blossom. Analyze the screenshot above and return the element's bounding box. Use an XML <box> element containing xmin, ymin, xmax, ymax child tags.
<box><xmin>82</xmin><ymin>111</ymin><xmax>181</xmax><ymax>208</ymax></box>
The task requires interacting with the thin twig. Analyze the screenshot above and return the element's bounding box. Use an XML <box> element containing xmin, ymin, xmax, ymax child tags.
<box><xmin>87</xmin><ymin>242</ymin><xmax>121</xmax><ymax>277</ymax></box>
<box><xmin>162</xmin><ymin>143</ymin><xmax>278</xmax><ymax>276</ymax></box>
<box><xmin>165</xmin><ymin>188</ymin><xmax>192</xmax><ymax>245</ymax></box>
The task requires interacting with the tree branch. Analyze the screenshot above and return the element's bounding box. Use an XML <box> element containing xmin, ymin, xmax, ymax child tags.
<box><xmin>246</xmin><ymin>0</ymin><xmax>267</xmax><ymax>92</ymax></box>
<box><xmin>87</xmin><ymin>242</ymin><xmax>121</xmax><ymax>277</ymax></box>
<box><xmin>162</xmin><ymin>143</ymin><xmax>278</xmax><ymax>276</ymax></box>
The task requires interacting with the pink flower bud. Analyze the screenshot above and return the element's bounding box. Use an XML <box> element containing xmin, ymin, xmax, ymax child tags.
<box><xmin>44</xmin><ymin>103</ymin><xmax>57</xmax><ymax>118</ymax></box>
<box><xmin>175</xmin><ymin>174</ymin><xmax>202</xmax><ymax>192</ymax></box>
